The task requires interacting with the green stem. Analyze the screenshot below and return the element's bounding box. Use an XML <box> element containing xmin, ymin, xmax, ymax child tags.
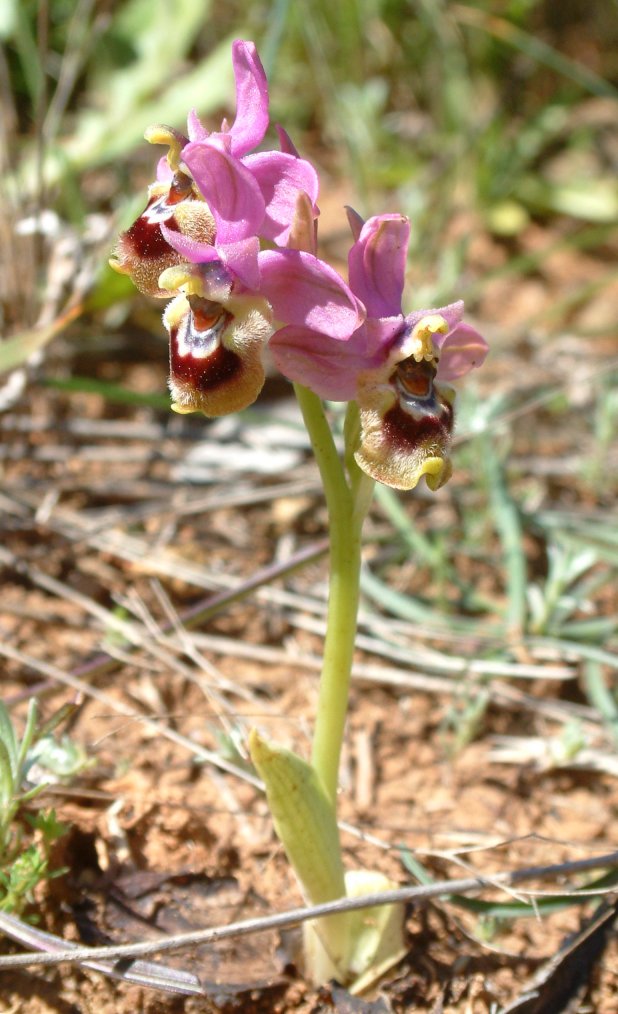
<box><xmin>294</xmin><ymin>383</ymin><xmax>352</xmax><ymax>522</ymax></box>
<box><xmin>293</xmin><ymin>385</ymin><xmax>374</xmax><ymax>807</ymax></box>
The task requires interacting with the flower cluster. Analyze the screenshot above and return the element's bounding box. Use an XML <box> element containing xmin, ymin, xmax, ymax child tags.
<box><xmin>111</xmin><ymin>40</ymin><xmax>488</xmax><ymax>490</ymax></box>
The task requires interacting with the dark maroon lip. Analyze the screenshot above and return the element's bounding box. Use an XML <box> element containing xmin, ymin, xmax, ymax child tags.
<box><xmin>381</xmin><ymin>395</ymin><xmax>453</xmax><ymax>450</ymax></box>
<box><xmin>123</xmin><ymin>206</ymin><xmax>181</xmax><ymax>260</ymax></box>
<box><xmin>170</xmin><ymin>327</ymin><xmax>241</xmax><ymax>394</ymax></box>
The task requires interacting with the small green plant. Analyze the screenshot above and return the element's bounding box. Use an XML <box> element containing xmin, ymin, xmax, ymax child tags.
<box><xmin>0</xmin><ymin>699</ymin><xmax>77</xmax><ymax>915</ymax></box>
<box><xmin>526</xmin><ymin>540</ymin><xmax>599</xmax><ymax>636</ymax></box>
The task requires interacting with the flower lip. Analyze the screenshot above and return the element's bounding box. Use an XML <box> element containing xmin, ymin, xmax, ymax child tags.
<box><xmin>171</xmin><ymin>311</ymin><xmax>242</xmax><ymax>392</ymax></box>
<box><xmin>161</xmin><ymin>257</ymin><xmax>274</xmax><ymax>418</ymax></box>
<box><xmin>122</xmin><ymin>197</ymin><xmax>181</xmax><ymax>259</ymax></box>
<box><xmin>383</xmin><ymin>391</ymin><xmax>453</xmax><ymax>450</ymax></box>
<box><xmin>110</xmin><ymin>169</ymin><xmax>217</xmax><ymax>298</ymax></box>
<box><xmin>185</xmin><ymin>295</ymin><xmax>232</xmax><ymax>353</ymax></box>
<box><xmin>394</xmin><ymin>358</ymin><xmax>436</xmax><ymax>402</ymax></box>
<box><xmin>355</xmin><ymin>356</ymin><xmax>455</xmax><ymax>491</ymax></box>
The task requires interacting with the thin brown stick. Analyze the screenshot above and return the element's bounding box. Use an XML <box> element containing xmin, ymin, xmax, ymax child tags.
<box><xmin>0</xmin><ymin>851</ymin><xmax>615</xmax><ymax>970</ymax></box>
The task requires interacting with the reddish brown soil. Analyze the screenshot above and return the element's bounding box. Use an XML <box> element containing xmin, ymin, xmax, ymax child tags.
<box><xmin>1</xmin><ymin>208</ymin><xmax>617</xmax><ymax>1012</ymax></box>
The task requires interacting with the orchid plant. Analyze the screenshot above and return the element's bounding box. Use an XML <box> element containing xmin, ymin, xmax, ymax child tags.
<box><xmin>112</xmin><ymin>40</ymin><xmax>488</xmax><ymax>989</ymax></box>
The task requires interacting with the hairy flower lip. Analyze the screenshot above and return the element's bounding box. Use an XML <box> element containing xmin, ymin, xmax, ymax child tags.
<box><xmin>164</xmin><ymin>279</ymin><xmax>273</xmax><ymax>417</ymax></box>
<box><xmin>109</xmin><ymin>182</ymin><xmax>216</xmax><ymax>297</ymax></box>
<box><xmin>355</xmin><ymin>361</ymin><xmax>455</xmax><ymax>491</ymax></box>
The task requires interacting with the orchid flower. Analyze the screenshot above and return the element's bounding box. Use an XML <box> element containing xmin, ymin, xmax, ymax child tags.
<box><xmin>266</xmin><ymin>212</ymin><xmax>488</xmax><ymax>490</ymax></box>
<box><xmin>158</xmin><ymin>260</ymin><xmax>273</xmax><ymax>417</ymax></box>
<box><xmin>155</xmin><ymin>240</ymin><xmax>366</xmax><ymax>418</ymax></box>
<box><xmin>109</xmin><ymin>152</ymin><xmax>216</xmax><ymax>298</ymax></box>
<box><xmin>111</xmin><ymin>41</ymin><xmax>319</xmax><ymax>296</ymax></box>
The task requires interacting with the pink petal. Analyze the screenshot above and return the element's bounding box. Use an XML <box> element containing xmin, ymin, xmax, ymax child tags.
<box><xmin>245</xmin><ymin>151</ymin><xmax>319</xmax><ymax>244</ymax></box>
<box><xmin>270</xmin><ymin>326</ymin><xmax>363</xmax><ymax>400</ymax></box>
<box><xmin>437</xmin><ymin>322</ymin><xmax>489</xmax><ymax>380</ymax></box>
<box><xmin>401</xmin><ymin>302</ymin><xmax>488</xmax><ymax>379</ymax></box>
<box><xmin>259</xmin><ymin>250</ymin><xmax>364</xmax><ymax>339</ymax></box>
<box><xmin>363</xmin><ymin>316</ymin><xmax>407</xmax><ymax>358</ymax></box>
<box><xmin>275</xmin><ymin>124</ymin><xmax>300</xmax><ymax>158</ymax></box>
<box><xmin>217</xmin><ymin>237</ymin><xmax>260</xmax><ymax>290</ymax></box>
<box><xmin>161</xmin><ymin>225</ymin><xmax>259</xmax><ymax>291</ymax></box>
<box><xmin>228</xmin><ymin>40</ymin><xmax>269</xmax><ymax>156</ymax></box>
<box><xmin>402</xmin><ymin>301</ymin><xmax>464</xmax><ymax>346</ymax></box>
<box><xmin>156</xmin><ymin>156</ymin><xmax>173</xmax><ymax>183</ymax></box>
<box><xmin>187</xmin><ymin>109</ymin><xmax>208</xmax><ymax>141</ymax></box>
<box><xmin>182</xmin><ymin>140</ymin><xmax>266</xmax><ymax>242</ymax></box>
<box><xmin>348</xmin><ymin>214</ymin><xmax>410</xmax><ymax>319</ymax></box>
<box><xmin>345</xmin><ymin>206</ymin><xmax>364</xmax><ymax>242</ymax></box>
<box><xmin>160</xmin><ymin>224</ymin><xmax>219</xmax><ymax>264</ymax></box>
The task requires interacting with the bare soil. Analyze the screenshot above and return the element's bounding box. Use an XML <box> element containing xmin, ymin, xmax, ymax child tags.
<box><xmin>0</xmin><ymin>209</ymin><xmax>617</xmax><ymax>1012</ymax></box>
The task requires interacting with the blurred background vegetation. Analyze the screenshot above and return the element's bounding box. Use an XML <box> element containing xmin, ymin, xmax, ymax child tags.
<box><xmin>2</xmin><ymin>0</ymin><xmax>617</xmax><ymax>317</ymax></box>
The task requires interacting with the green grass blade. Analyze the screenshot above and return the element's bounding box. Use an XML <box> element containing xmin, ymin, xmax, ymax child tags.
<box><xmin>15</xmin><ymin>700</ymin><xmax>38</xmax><ymax>782</ymax></box>
<box><xmin>360</xmin><ymin>564</ymin><xmax>493</xmax><ymax>635</ymax></box>
<box><xmin>0</xmin><ymin>704</ymin><xmax>18</xmax><ymax>781</ymax></box>
<box><xmin>42</xmin><ymin>376</ymin><xmax>171</xmax><ymax>410</ymax></box>
<box><xmin>483</xmin><ymin>438</ymin><xmax>527</xmax><ymax>635</ymax></box>
<box><xmin>0</xmin><ymin>739</ymin><xmax>16</xmax><ymax>813</ymax></box>
<box><xmin>454</xmin><ymin>5</ymin><xmax>618</xmax><ymax>99</ymax></box>
<box><xmin>584</xmin><ymin>661</ymin><xmax>618</xmax><ymax>747</ymax></box>
<box><xmin>0</xmin><ymin>306</ymin><xmax>81</xmax><ymax>375</ymax></box>
<box><xmin>374</xmin><ymin>484</ymin><xmax>443</xmax><ymax>568</ymax></box>
<box><xmin>400</xmin><ymin>847</ymin><xmax>618</xmax><ymax>923</ymax></box>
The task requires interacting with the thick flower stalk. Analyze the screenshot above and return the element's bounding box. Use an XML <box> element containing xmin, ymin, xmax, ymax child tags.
<box><xmin>112</xmin><ymin>38</ymin><xmax>488</xmax><ymax>990</ymax></box>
